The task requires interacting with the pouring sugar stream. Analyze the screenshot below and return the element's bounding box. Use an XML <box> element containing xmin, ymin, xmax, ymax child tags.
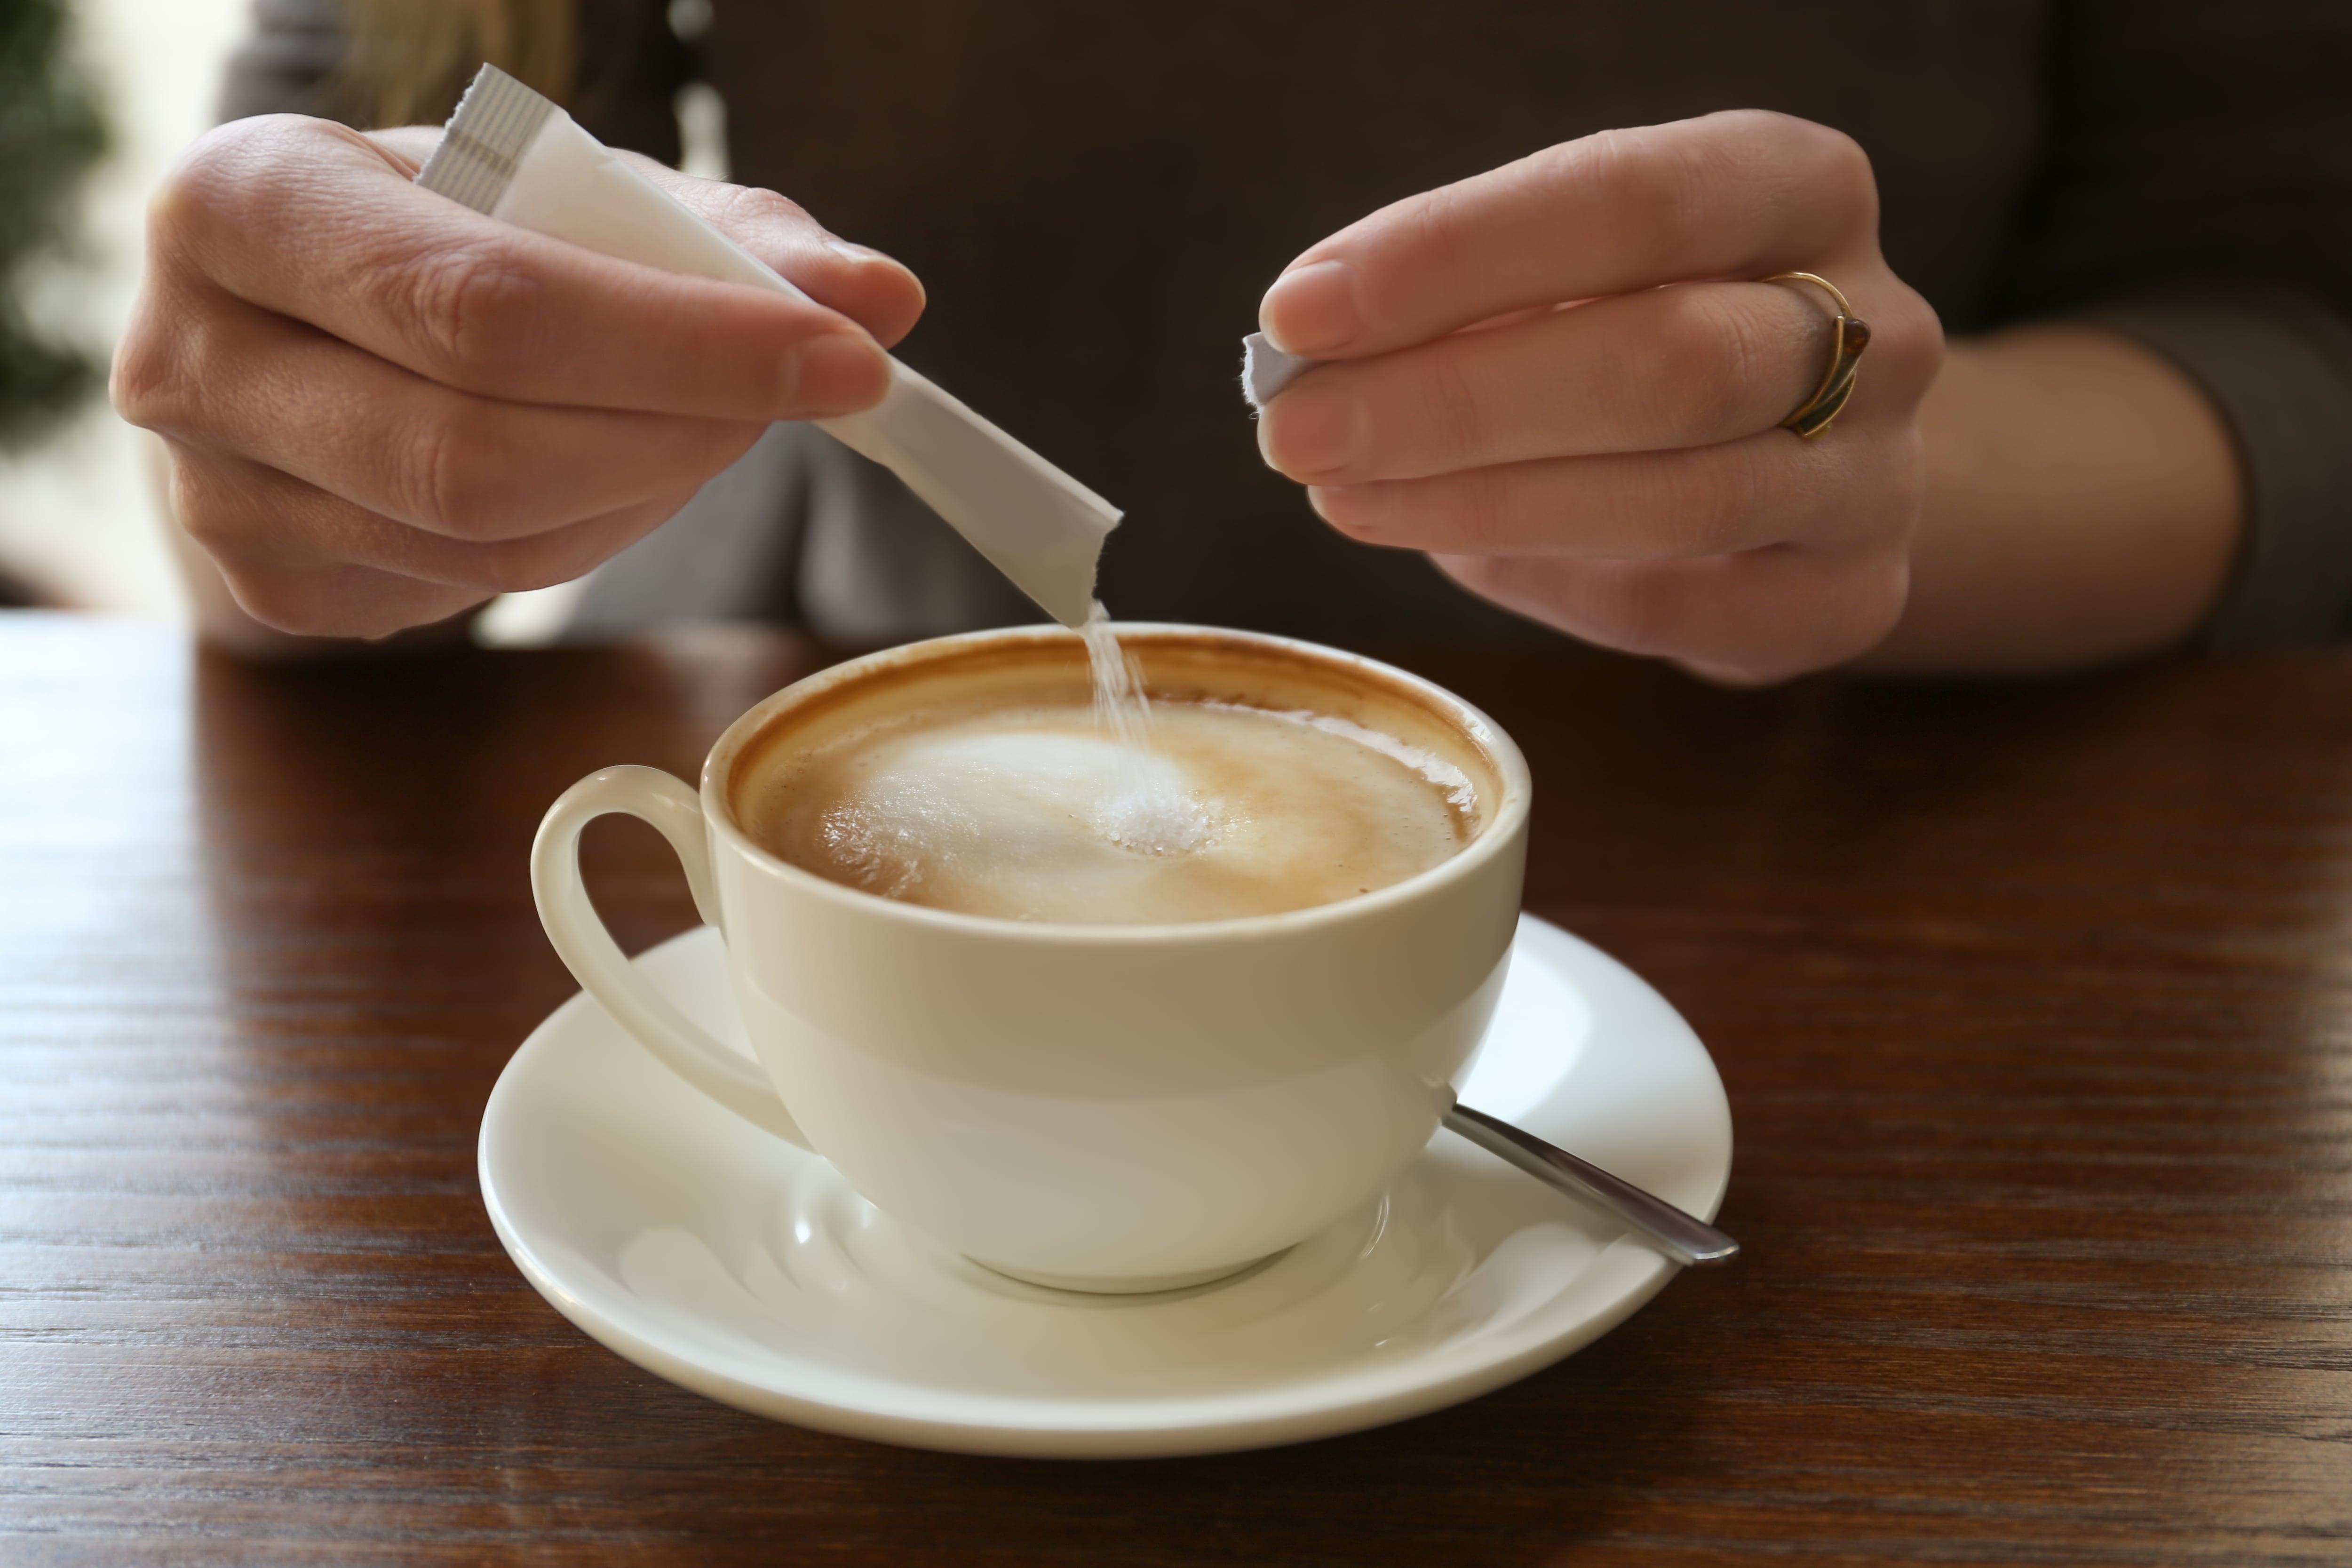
<box><xmin>420</xmin><ymin>65</ymin><xmax>1215</xmax><ymax>855</ymax></box>
<box><xmin>420</xmin><ymin>65</ymin><xmax>1237</xmax><ymax>860</ymax></box>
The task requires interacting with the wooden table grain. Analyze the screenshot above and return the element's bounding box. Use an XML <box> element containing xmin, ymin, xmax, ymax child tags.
<box><xmin>3</xmin><ymin>609</ymin><xmax>2347</xmax><ymax>1564</ymax></box>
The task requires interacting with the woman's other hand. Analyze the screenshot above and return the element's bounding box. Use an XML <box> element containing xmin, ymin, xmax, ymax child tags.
<box><xmin>1254</xmin><ymin>110</ymin><xmax>1942</xmax><ymax>684</ymax></box>
<box><xmin>114</xmin><ymin>114</ymin><xmax>923</xmax><ymax>642</ymax></box>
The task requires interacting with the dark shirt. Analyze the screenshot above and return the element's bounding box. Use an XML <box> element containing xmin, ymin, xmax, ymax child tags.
<box><xmin>223</xmin><ymin>1</ymin><xmax>2352</xmax><ymax>652</ymax></box>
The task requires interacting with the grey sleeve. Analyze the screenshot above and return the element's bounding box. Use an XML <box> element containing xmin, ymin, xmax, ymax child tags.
<box><xmin>215</xmin><ymin>0</ymin><xmax>350</xmax><ymax>125</ymax></box>
<box><xmin>566</xmin><ymin>424</ymin><xmax>1032</xmax><ymax>644</ymax></box>
<box><xmin>564</xmin><ymin>424</ymin><xmax>810</xmax><ymax>638</ymax></box>
<box><xmin>2077</xmin><ymin>290</ymin><xmax>2352</xmax><ymax>651</ymax></box>
<box><xmin>1993</xmin><ymin>1</ymin><xmax>2352</xmax><ymax>650</ymax></box>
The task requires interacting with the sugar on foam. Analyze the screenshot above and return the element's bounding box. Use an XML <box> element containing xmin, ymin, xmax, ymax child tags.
<box><xmin>815</xmin><ymin>610</ymin><xmax>1219</xmax><ymax>899</ymax></box>
<box><xmin>749</xmin><ymin>619</ymin><xmax>1477</xmax><ymax>925</ymax></box>
<box><xmin>1081</xmin><ymin>603</ymin><xmax>1216</xmax><ymax>857</ymax></box>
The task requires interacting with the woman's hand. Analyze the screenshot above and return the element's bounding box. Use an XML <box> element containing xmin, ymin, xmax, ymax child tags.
<box><xmin>1255</xmin><ymin>110</ymin><xmax>1943</xmax><ymax>683</ymax></box>
<box><xmin>114</xmin><ymin>114</ymin><xmax>924</xmax><ymax>642</ymax></box>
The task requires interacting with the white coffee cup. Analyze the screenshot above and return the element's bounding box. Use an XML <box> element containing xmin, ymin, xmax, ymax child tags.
<box><xmin>531</xmin><ymin>624</ymin><xmax>1530</xmax><ymax>1291</ymax></box>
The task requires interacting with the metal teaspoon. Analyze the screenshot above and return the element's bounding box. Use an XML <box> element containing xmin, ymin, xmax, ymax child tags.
<box><xmin>1442</xmin><ymin>1097</ymin><xmax>1740</xmax><ymax>1266</ymax></box>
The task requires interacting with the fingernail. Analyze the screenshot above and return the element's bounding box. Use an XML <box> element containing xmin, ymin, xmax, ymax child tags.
<box><xmin>1257</xmin><ymin>380</ymin><xmax>1364</xmax><ymax>477</ymax></box>
<box><xmin>825</xmin><ymin>239</ymin><xmax>926</xmax><ymax>314</ymax></box>
<box><xmin>786</xmin><ymin>331</ymin><xmax>889</xmax><ymax>412</ymax></box>
<box><xmin>1307</xmin><ymin>483</ymin><xmax>1393</xmax><ymax>536</ymax></box>
<box><xmin>1259</xmin><ymin>260</ymin><xmax>1363</xmax><ymax>355</ymax></box>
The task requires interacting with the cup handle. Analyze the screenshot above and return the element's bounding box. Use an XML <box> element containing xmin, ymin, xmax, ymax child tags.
<box><xmin>530</xmin><ymin>765</ymin><xmax>810</xmax><ymax>1148</ymax></box>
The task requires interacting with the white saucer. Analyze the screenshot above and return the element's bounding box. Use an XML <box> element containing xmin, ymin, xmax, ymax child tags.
<box><xmin>479</xmin><ymin>915</ymin><xmax>1732</xmax><ymax>1458</ymax></box>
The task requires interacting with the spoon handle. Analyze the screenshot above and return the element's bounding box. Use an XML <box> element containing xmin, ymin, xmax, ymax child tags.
<box><xmin>1442</xmin><ymin>1101</ymin><xmax>1740</xmax><ymax>1267</ymax></box>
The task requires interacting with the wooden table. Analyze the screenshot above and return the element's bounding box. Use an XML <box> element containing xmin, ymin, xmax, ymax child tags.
<box><xmin>4</xmin><ymin>609</ymin><xmax>2346</xmax><ymax>1563</ymax></box>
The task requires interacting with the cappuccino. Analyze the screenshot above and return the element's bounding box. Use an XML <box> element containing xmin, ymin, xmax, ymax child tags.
<box><xmin>731</xmin><ymin>638</ymin><xmax>1486</xmax><ymax>925</ymax></box>
<box><xmin>540</xmin><ymin>623</ymin><xmax>1531</xmax><ymax>1288</ymax></box>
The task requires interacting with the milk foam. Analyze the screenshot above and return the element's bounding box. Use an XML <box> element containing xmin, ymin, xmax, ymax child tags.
<box><xmin>748</xmin><ymin>698</ymin><xmax>1472</xmax><ymax>924</ymax></box>
<box><xmin>814</xmin><ymin>727</ymin><xmax>1211</xmax><ymax>903</ymax></box>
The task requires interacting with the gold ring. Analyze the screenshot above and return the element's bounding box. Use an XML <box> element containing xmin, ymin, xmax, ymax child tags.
<box><xmin>1762</xmin><ymin>271</ymin><xmax>1869</xmax><ymax>439</ymax></box>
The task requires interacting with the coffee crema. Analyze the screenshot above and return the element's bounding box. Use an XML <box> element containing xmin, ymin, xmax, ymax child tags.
<box><xmin>731</xmin><ymin>637</ymin><xmax>1489</xmax><ymax>925</ymax></box>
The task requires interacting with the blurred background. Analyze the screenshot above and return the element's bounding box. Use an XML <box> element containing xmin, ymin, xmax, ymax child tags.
<box><xmin>0</xmin><ymin>0</ymin><xmax>249</xmax><ymax>624</ymax></box>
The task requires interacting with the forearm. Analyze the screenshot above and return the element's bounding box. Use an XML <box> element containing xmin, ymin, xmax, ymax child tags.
<box><xmin>1861</xmin><ymin>324</ymin><xmax>2243</xmax><ymax>674</ymax></box>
